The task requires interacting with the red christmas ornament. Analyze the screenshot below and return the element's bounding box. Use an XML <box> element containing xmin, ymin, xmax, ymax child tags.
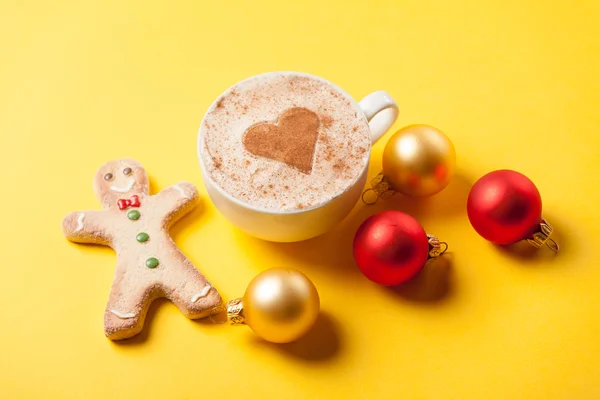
<box><xmin>467</xmin><ymin>169</ymin><xmax>558</xmax><ymax>251</ymax></box>
<box><xmin>353</xmin><ymin>210</ymin><xmax>447</xmax><ymax>286</ymax></box>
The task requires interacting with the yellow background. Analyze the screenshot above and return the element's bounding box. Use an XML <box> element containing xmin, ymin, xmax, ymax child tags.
<box><xmin>1</xmin><ymin>1</ymin><xmax>599</xmax><ymax>399</ymax></box>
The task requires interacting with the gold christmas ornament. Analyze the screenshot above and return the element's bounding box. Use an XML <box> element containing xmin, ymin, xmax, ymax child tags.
<box><xmin>225</xmin><ymin>268</ymin><xmax>320</xmax><ymax>343</ymax></box>
<box><xmin>363</xmin><ymin>124</ymin><xmax>456</xmax><ymax>203</ymax></box>
<box><xmin>383</xmin><ymin>124</ymin><xmax>456</xmax><ymax>197</ymax></box>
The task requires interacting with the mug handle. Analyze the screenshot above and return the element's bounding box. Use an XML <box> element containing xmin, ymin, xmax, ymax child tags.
<box><xmin>358</xmin><ymin>90</ymin><xmax>399</xmax><ymax>144</ymax></box>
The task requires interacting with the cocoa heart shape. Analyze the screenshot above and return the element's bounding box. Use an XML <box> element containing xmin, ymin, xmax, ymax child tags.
<box><xmin>242</xmin><ymin>107</ymin><xmax>320</xmax><ymax>174</ymax></box>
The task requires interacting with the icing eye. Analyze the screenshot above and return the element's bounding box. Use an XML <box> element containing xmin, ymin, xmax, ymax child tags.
<box><xmin>104</xmin><ymin>173</ymin><xmax>114</xmax><ymax>181</ymax></box>
<box><xmin>123</xmin><ymin>167</ymin><xmax>132</xmax><ymax>176</ymax></box>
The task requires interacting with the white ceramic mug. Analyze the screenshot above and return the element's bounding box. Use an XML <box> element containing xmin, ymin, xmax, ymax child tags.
<box><xmin>198</xmin><ymin>71</ymin><xmax>398</xmax><ymax>242</ymax></box>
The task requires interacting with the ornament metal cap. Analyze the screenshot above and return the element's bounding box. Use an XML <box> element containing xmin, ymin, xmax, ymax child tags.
<box><xmin>207</xmin><ymin>298</ymin><xmax>246</xmax><ymax>325</ymax></box>
<box><xmin>361</xmin><ymin>172</ymin><xmax>395</xmax><ymax>205</ymax></box>
<box><xmin>225</xmin><ymin>298</ymin><xmax>246</xmax><ymax>325</ymax></box>
<box><xmin>427</xmin><ymin>234</ymin><xmax>448</xmax><ymax>259</ymax></box>
<box><xmin>526</xmin><ymin>218</ymin><xmax>559</xmax><ymax>252</ymax></box>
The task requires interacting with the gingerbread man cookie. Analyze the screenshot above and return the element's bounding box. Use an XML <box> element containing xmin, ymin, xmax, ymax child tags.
<box><xmin>62</xmin><ymin>158</ymin><xmax>222</xmax><ymax>340</ymax></box>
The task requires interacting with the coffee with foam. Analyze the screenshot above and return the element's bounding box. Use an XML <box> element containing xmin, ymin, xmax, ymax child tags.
<box><xmin>200</xmin><ymin>73</ymin><xmax>372</xmax><ymax>212</ymax></box>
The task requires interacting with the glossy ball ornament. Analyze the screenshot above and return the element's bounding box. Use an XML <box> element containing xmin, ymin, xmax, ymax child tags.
<box><xmin>353</xmin><ymin>210</ymin><xmax>446</xmax><ymax>286</ymax></box>
<box><xmin>467</xmin><ymin>169</ymin><xmax>557</xmax><ymax>250</ymax></box>
<box><xmin>226</xmin><ymin>268</ymin><xmax>320</xmax><ymax>343</ymax></box>
<box><xmin>382</xmin><ymin>124</ymin><xmax>456</xmax><ymax>197</ymax></box>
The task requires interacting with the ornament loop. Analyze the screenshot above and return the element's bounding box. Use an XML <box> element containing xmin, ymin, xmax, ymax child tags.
<box><xmin>545</xmin><ymin>238</ymin><xmax>559</xmax><ymax>253</ymax></box>
<box><xmin>526</xmin><ymin>218</ymin><xmax>559</xmax><ymax>253</ymax></box>
<box><xmin>361</xmin><ymin>188</ymin><xmax>380</xmax><ymax>205</ymax></box>
<box><xmin>427</xmin><ymin>234</ymin><xmax>447</xmax><ymax>258</ymax></box>
<box><xmin>208</xmin><ymin>304</ymin><xmax>228</xmax><ymax>324</ymax></box>
<box><xmin>361</xmin><ymin>172</ymin><xmax>395</xmax><ymax>205</ymax></box>
<box><xmin>439</xmin><ymin>241</ymin><xmax>449</xmax><ymax>256</ymax></box>
<box><xmin>226</xmin><ymin>298</ymin><xmax>245</xmax><ymax>325</ymax></box>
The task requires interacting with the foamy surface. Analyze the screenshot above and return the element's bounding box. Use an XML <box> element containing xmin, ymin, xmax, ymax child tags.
<box><xmin>201</xmin><ymin>73</ymin><xmax>371</xmax><ymax>211</ymax></box>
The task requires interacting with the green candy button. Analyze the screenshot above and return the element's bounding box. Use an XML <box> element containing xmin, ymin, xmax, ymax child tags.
<box><xmin>145</xmin><ymin>257</ymin><xmax>159</xmax><ymax>269</ymax></box>
<box><xmin>136</xmin><ymin>232</ymin><xmax>149</xmax><ymax>243</ymax></box>
<box><xmin>127</xmin><ymin>210</ymin><xmax>141</xmax><ymax>220</ymax></box>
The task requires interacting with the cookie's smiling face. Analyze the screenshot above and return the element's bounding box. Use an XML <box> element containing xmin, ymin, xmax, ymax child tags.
<box><xmin>93</xmin><ymin>159</ymin><xmax>150</xmax><ymax>209</ymax></box>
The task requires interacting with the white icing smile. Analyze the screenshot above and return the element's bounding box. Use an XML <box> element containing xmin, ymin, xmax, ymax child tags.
<box><xmin>110</xmin><ymin>179</ymin><xmax>134</xmax><ymax>193</ymax></box>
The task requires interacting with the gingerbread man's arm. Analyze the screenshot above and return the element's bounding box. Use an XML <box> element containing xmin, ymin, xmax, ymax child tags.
<box><xmin>62</xmin><ymin>210</ymin><xmax>112</xmax><ymax>246</ymax></box>
<box><xmin>155</xmin><ymin>181</ymin><xmax>200</xmax><ymax>226</ymax></box>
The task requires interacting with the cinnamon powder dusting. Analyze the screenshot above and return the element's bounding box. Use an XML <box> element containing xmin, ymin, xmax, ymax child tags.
<box><xmin>333</xmin><ymin>159</ymin><xmax>349</xmax><ymax>174</ymax></box>
<box><xmin>321</xmin><ymin>114</ymin><xmax>334</xmax><ymax>128</ymax></box>
<box><xmin>212</xmin><ymin>156</ymin><xmax>222</xmax><ymax>168</ymax></box>
<box><xmin>242</xmin><ymin>107</ymin><xmax>320</xmax><ymax>174</ymax></box>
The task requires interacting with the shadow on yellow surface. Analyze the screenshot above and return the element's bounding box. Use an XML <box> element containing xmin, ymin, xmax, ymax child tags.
<box><xmin>492</xmin><ymin>212</ymin><xmax>571</xmax><ymax>264</ymax></box>
<box><xmin>247</xmin><ymin>312</ymin><xmax>342</xmax><ymax>362</ymax></box>
<box><xmin>388</xmin><ymin>255</ymin><xmax>454</xmax><ymax>303</ymax></box>
<box><xmin>382</xmin><ymin>172</ymin><xmax>473</xmax><ymax>220</ymax></box>
<box><xmin>111</xmin><ymin>298</ymin><xmax>171</xmax><ymax>346</ymax></box>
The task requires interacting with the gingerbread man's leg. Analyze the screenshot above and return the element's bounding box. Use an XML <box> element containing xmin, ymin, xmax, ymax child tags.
<box><xmin>103</xmin><ymin>265</ymin><xmax>161</xmax><ymax>340</ymax></box>
<box><xmin>162</xmin><ymin>256</ymin><xmax>222</xmax><ymax>319</ymax></box>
